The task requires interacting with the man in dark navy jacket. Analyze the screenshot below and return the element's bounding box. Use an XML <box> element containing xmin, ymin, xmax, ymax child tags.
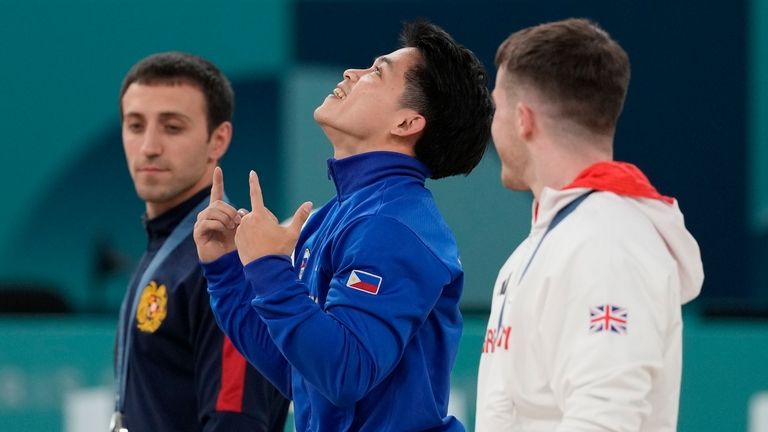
<box><xmin>113</xmin><ymin>51</ymin><xmax>289</xmax><ymax>432</ymax></box>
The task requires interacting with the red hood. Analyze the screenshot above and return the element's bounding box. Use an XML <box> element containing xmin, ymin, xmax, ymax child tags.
<box><xmin>563</xmin><ymin>161</ymin><xmax>674</xmax><ymax>204</ymax></box>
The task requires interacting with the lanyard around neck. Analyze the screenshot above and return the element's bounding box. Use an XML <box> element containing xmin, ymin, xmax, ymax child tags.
<box><xmin>114</xmin><ymin>197</ymin><xmax>210</xmax><ymax>412</ymax></box>
<box><xmin>494</xmin><ymin>191</ymin><xmax>594</xmax><ymax>341</ymax></box>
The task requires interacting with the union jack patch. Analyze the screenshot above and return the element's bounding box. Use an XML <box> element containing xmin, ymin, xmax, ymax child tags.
<box><xmin>590</xmin><ymin>304</ymin><xmax>628</xmax><ymax>334</ymax></box>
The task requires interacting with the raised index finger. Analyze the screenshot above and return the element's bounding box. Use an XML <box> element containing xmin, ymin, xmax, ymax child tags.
<box><xmin>249</xmin><ymin>170</ymin><xmax>265</xmax><ymax>210</ymax></box>
<box><xmin>211</xmin><ymin>166</ymin><xmax>225</xmax><ymax>203</ymax></box>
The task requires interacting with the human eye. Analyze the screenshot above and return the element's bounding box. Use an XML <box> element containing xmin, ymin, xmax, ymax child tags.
<box><xmin>164</xmin><ymin>123</ymin><xmax>184</xmax><ymax>134</ymax></box>
<box><xmin>373</xmin><ymin>65</ymin><xmax>382</xmax><ymax>77</ymax></box>
<box><xmin>124</xmin><ymin>121</ymin><xmax>143</xmax><ymax>133</ymax></box>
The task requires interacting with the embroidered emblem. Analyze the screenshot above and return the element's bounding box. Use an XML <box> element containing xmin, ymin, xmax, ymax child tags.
<box><xmin>346</xmin><ymin>270</ymin><xmax>382</xmax><ymax>295</ymax></box>
<box><xmin>136</xmin><ymin>281</ymin><xmax>168</xmax><ymax>333</ymax></box>
<box><xmin>298</xmin><ymin>248</ymin><xmax>311</xmax><ymax>280</ymax></box>
<box><xmin>589</xmin><ymin>304</ymin><xmax>628</xmax><ymax>334</ymax></box>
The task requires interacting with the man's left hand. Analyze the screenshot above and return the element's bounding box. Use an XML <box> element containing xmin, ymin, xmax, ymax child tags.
<box><xmin>234</xmin><ymin>170</ymin><xmax>313</xmax><ymax>265</ymax></box>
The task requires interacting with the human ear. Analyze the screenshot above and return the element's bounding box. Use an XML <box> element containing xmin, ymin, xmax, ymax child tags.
<box><xmin>516</xmin><ymin>102</ymin><xmax>535</xmax><ymax>141</ymax></box>
<box><xmin>391</xmin><ymin>112</ymin><xmax>426</xmax><ymax>138</ymax></box>
<box><xmin>209</xmin><ymin>121</ymin><xmax>232</xmax><ymax>160</ymax></box>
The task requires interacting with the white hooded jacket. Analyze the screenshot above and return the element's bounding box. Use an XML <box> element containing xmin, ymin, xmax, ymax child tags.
<box><xmin>476</xmin><ymin>162</ymin><xmax>704</xmax><ymax>432</ymax></box>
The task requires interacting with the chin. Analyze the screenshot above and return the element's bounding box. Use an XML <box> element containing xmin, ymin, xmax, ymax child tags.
<box><xmin>501</xmin><ymin>174</ymin><xmax>526</xmax><ymax>191</ymax></box>
<box><xmin>135</xmin><ymin>182</ymin><xmax>172</xmax><ymax>200</ymax></box>
<box><xmin>314</xmin><ymin>108</ymin><xmax>338</xmax><ymax>133</ymax></box>
<box><xmin>314</xmin><ymin>97</ymin><xmax>335</xmax><ymax>119</ymax></box>
<box><xmin>313</xmin><ymin>107</ymin><xmax>325</xmax><ymax>124</ymax></box>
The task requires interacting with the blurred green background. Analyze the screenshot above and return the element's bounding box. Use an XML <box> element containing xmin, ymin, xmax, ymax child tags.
<box><xmin>0</xmin><ymin>0</ymin><xmax>766</xmax><ymax>430</ymax></box>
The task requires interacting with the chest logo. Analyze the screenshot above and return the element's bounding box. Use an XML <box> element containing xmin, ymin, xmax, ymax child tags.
<box><xmin>298</xmin><ymin>248</ymin><xmax>311</xmax><ymax>280</ymax></box>
<box><xmin>136</xmin><ymin>281</ymin><xmax>168</xmax><ymax>333</ymax></box>
<box><xmin>346</xmin><ymin>270</ymin><xmax>382</xmax><ymax>295</ymax></box>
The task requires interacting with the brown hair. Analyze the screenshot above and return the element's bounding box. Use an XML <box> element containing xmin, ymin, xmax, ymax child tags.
<box><xmin>496</xmin><ymin>18</ymin><xmax>630</xmax><ymax>134</ymax></box>
<box><xmin>120</xmin><ymin>52</ymin><xmax>233</xmax><ymax>137</ymax></box>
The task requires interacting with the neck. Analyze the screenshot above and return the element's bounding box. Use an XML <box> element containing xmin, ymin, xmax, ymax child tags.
<box><xmin>322</xmin><ymin>125</ymin><xmax>415</xmax><ymax>159</ymax></box>
<box><xmin>529</xmin><ymin>136</ymin><xmax>613</xmax><ymax>201</ymax></box>
<box><xmin>145</xmin><ymin>170</ymin><xmax>215</xmax><ymax>219</ymax></box>
<box><xmin>146</xmin><ymin>192</ymin><xmax>197</xmax><ymax>220</ymax></box>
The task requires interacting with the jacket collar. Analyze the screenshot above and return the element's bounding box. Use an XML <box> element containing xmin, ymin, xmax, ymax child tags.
<box><xmin>534</xmin><ymin>161</ymin><xmax>673</xmax><ymax>226</ymax></box>
<box><xmin>326</xmin><ymin>151</ymin><xmax>430</xmax><ymax>201</ymax></box>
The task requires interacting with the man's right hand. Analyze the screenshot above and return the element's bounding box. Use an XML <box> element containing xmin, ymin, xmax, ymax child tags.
<box><xmin>194</xmin><ymin>167</ymin><xmax>244</xmax><ymax>263</ymax></box>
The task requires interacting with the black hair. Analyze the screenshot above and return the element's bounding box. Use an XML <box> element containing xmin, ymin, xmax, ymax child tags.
<box><xmin>400</xmin><ymin>21</ymin><xmax>493</xmax><ymax>179</ymax></box>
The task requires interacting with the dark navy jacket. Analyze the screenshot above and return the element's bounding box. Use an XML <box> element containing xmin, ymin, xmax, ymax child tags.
<box><xmin>205</xmin><ymin>152</ymin><xmax>465</xmax><ymax>431</ymax></box>
<box><xmin>119</xmin><ymin>188</ymin><xmax>289</xmax><ymax>432</ymax></box>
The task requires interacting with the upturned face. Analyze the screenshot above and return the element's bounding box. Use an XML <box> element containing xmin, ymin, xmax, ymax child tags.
<box><xmin>313</xmin><ymin>47</ymin><xmax>421</xmax><ymax>157</ymax></box>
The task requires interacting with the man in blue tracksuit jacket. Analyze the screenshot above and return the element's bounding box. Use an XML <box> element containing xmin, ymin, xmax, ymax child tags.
<box><xmin>193</xmin><ymin>21</ymin><xmax>493</xmax><ymax>431</ymax></box>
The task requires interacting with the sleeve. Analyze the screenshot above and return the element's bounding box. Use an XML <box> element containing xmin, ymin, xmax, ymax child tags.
<box><xmin>202</xmin><ymin>251</ymin><xmax>293</xmax><ymax>399</ymax></box>
<box><xmin>246</xmin><ymin>216</ymin><xmax>452</xmax><ymax>407</ymax></box>
<box><xmin>186</xmin><ymin>256</ymin><xmax>290</xmax><ymax>432</ymax></box>
<box><xmin>540</xmin><ymin>236</ymin><xmax>673</xmax><ymax>432</ymax></box>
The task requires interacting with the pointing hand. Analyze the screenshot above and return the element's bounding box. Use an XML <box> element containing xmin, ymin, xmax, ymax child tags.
<box><xmin>193</xmin><ymin>167</ymin><xmax>243</xmax><ymax>263</ymax></box>
<box><xmin>234</xmin><ymin>170</ymin><xmax>313</xmax><ymax>265</ymax></box>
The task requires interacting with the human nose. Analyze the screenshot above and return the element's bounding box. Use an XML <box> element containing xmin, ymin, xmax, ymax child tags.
<box><xmin>140</xmin><ymin>125</ymin><xmax>163</xmax><ymax>157</ymax></box>
<box><xmin>343</xmin><ymin>68</ymin><xmax>364</xmax><ymax>83</ymax></box>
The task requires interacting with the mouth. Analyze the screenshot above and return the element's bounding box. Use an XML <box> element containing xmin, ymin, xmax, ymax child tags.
<box><xmin>137</xmin><ymin>166</ymin><xmax>168</xmax><ymax>174</ymax></box>
<box><xmin>332</xmin><ymin>87</ymin><xmax>347</xmax><ymax>100</ymax></box>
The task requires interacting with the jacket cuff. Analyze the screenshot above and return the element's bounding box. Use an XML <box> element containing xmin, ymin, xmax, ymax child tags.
<box><xmin>201</xmin><ymin>251</ymin><xmax>243</xmax><ymax>292</ymax></box>
<box><xmin>243</xmin><ymin>255</ymin><xmax>296</xmax><ymax>298</ymax></box>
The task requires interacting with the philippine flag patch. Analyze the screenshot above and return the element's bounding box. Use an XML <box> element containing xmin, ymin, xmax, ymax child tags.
<box><xmin>346</xmin><ymin>270</ymin><xmax>383</xmax><ymax>295</ymax></box>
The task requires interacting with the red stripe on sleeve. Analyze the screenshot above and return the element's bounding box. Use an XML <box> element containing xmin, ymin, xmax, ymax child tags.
<box><xmin>215</xmin><ymin>337</ymin><xmax>247</xmax><ymax>413</ymax></box>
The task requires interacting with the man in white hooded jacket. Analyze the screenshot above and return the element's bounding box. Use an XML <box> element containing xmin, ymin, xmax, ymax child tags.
<box><xmin>475</xmin><ymin>18</ymin><xmax>704</xmax><ymax>432</ymax></box>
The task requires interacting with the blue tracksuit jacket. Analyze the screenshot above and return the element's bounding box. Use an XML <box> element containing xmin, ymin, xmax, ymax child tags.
<box><xmin>204</xmin><ymin>151</ymin><xmax>465</xmax><ymax>431</ymax></box>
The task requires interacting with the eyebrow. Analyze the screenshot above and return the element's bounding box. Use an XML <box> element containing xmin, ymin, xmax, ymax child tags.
<box><xmin>158</xmin><ymin>112</ymin><xmax>192</xmax><ymax>122</ymax></box>
<box><xmin>373</xmin><ymin>56</ymin><xmax>393</xmax><ymax>68</ymax></box>
<box><xmin>123</xmin><ymin>111</ymin><xmax>192</xmax><ymax>122</ymax></box>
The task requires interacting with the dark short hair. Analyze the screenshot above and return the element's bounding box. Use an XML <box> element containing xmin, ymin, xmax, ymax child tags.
<box><xmin>496</xmin><ymin>18</ymin><xmax>630</xmax><ymax>134</ymax></box>
<box><xmin>399</xmin><ymin>21</ymin><xmax>493</xmax><ymax>179</ymax></box>
<box><xmin>119</xmin><ymin>51</ymin><xmax>234</xmax><ymax>136</ymax></box>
